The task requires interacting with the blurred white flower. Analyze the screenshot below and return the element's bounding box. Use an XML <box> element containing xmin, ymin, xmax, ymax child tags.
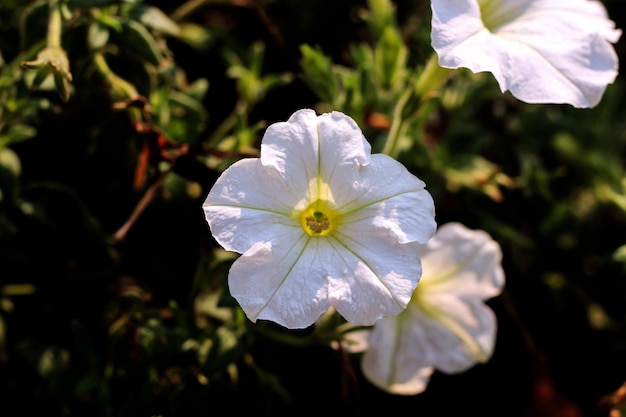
<box><xmin>430</xmin><ymin>0</ymin><xmax>621</xmax><ymax>108</ymax></box>
<box><xmin>356</xmin><ymin>222</ymin><xmax>505</xmax><ymax>395</ymax></box>
<box><xmin>203</xmin><ymin>109</ymin><xmax>436</xmax><ymax>329</ymax></box>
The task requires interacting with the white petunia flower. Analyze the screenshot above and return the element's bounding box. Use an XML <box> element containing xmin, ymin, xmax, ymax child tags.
<box><xmin>203</xmin><ymin>109</ymin><xmax>436</xmax><ymax>329</ymax></box>
<box><xmin>430</xmin><ymin>0</ymin><xmax>621</xmax><ymax>108</ymax></box>
<box><xmin>356</xmin><ymin>222</ymin><xmax>505</xmax><ymax>395</ymax></box>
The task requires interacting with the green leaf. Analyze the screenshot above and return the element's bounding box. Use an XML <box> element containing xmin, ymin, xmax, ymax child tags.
<box><xmin>0</xmin><ymin>148</ymin><xmax>21</xmax><ymax>178</ymax></box>
<box><xmin>203</xmin><ymin>326</ymin><xmax>242</xmax><ymax>374</ymax></box>
<box><xmin>362</xmin><ymin>0</ymin><xmax>396</xmax><ymax>40</ymax></box>
<box><xmin>187</xmin><ymin>78</ymin><xmax>209</xmax><ymax>101</ymax></box>
<box><xmin>374</xmin><ymin>26</ymin><xmax>407</xmax><ymax>91</ymax></box>
<box><xmin>118</xmin><ymin>19</ymin><xmax>162</xmax><ymax>66</ymax></box>
<box><xmin>299</xmin><ymin>44</ymin><xmax>338</xmax><ymax>104</ymax></box>
<box><xmin>612</xmin><ymin>244</ymin><xmax>626</xmax><ymax>264</ymax></box>
<box><xmin>130</xmin><ymin>5</ymin><xmax>180</xmax><ymax>37</ymax></box>
<box><xmin>0</xmin><ymin>124</ymin><xmax>37</xmax><ymax>147</ymax></box>
<box><xmin>177</xmin><ymin>23</ymin><xmax>213</xmax><ymax>50</ymax></box>
<box><xmin>87</xmin><ymin>21</ymin><xmax>110</xmax><ymax>50</ymax></box>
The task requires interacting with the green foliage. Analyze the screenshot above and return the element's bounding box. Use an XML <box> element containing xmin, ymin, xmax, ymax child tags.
<box><xmin>1</xmin><ymin>0</ymin><xmax>626</xmax><ymax>416</ymax></box>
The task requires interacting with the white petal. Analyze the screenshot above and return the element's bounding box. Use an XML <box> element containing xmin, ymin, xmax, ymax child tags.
<box><xmin>327</xmin><ymin>230</ymin><xmax>423</xmax><ymax>325</ymax></box>
<box><xmin>521</xmin><ymin>0</ymin><xmax>621</xmax><ymax>43</ymax></box>
<box><xmin>431</xmin><ymin>0</ymin><xmax>620</xmax><ymax>107</ymax></box>
<box><xmin>317</xmin><ymin>111</ymin><xmax>372</xmax><ymax>174</ymax></box>
<box><xmin>259</xmin><ymin>109</ymin><xmax>319</xmax><ymax>204</ymax></box>
<box><xmin>360</xmin><ymin>316</ymin><xmax>434</xmax><ymax>395</ymax></box>
<box><xmin>228</xmin><ymin>237</ymin><xmax>330</xmax><ymax>329</ymax></box>
<box><xmin>203</xmin><ymin>158</ymin><xmax>302</xmax><ymax>254</ymax></box>
<box><xmin>260</xmin><ymin>109</ymin><xmax>371</xmax><ymax>204</ymax></box>
<box><xmin>230</xmin><ymin>231</ymin><xmax>424</xmax><ymax>328</ymax></box>
<box><xmin>431</xmin><ymin>0</ymin><xmax>485</xmax><ymax>61</ymax></box>
<box><xmin>360</xmin><ymin>291</ymin><xmax>498</xmax><ymax>393</ymax></box>
<box><xmin>496</xmin><ymin>22</ymin><xmax>618</xmax><ymax>107</ymax></box>
<box><xmin>337</xmin><ymin>154</ymin><xmax>437</xmax><ymax>244</ymax></box>
<box><xmin>417</xmin><ymin>222</ymin><xmax>504</xmax><ymax>299</ymax></box>
<box><xmin>407</xmin><ymin>294</ymin><xmax>498</xmax><ymax>374</ymax></box>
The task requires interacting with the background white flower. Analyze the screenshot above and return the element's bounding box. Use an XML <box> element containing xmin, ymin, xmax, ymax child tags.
<box><xmin>203</xmin><ymin>109</ymin><xmax>436</xmax><ymax>329</ymax></box>
<box><xmin>356</xmin><ymin>222</ymin><xmax>505</xmax><ymax>395</ymax></box>
<box><xmin>430</xmin><ymin>0</ymin><xmax>621</xmax><ymax>108</ymax></box>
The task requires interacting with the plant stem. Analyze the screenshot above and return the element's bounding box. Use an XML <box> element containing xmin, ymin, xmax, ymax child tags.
<box><xmin>415</xmin><ymin>53</ymin><xmax>453</xmax><ymax>99</ymax></box>
<box><xmin>382</xmin><ymin>54</ymin><xmax>454</xmax><ymax>158</ymax></box>
<box><xmin>381</xmin><ymin>87</ymin><xmax>411</xmax><ymax>158</ymax></box>
<box><xmin>47</xmin><ymin>0</ymin><xmax>62</xmax><ymax>49</ymax></box>
<box><xmin>113</xmin><ymin>167</ymin><xmax>172</xmax><ymax>242</ymax></box>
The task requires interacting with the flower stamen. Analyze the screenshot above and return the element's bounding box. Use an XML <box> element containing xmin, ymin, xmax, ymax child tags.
<box><xmin>300</xmin><ymin>200</ymin><xmax>336</xmax><ymax>236</ymax></box>
<box><xmin>306</xmin><ymin>211</ymin><xmax>330</xmax><ymax>234</ymax></box>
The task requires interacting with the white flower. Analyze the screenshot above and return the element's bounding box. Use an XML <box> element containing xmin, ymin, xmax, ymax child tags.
<box><xmin>430</xmin><ymin>0</ymin><xmax>621</xmax><ymax>108</ymax></box>
<box><xmin>356</xmin><ymin>222</ymin><xmax>505</xmax><ymax>395</ymax></box>
<box><xmin>203</xmin><ymin>109</ymin><xmax>436</xmax><ymax>329</ymax></box>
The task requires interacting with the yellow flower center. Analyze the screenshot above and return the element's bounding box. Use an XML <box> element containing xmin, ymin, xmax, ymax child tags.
<box><xmin>299</xmin><ymin>200</ymin><xmax>336</xmax><ymax>236</ymax></box>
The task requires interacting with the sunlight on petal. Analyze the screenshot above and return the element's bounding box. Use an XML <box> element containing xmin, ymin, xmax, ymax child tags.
<box><xmin>229</xmin><ymin>237</ymin><xmax>329</xmax><ymax>329</ymax></box>
<box><xmin>431</xmin><ymin>0</ymin><xmax>621</xmax><ymax>107</ymax></box>
<box><xmin>327</xmin><ymin>234</ymin><xmax>423</xmax><ymax>324</ymax></box>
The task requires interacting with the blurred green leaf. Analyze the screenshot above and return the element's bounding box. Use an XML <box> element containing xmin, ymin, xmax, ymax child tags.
<box><xmin>130</xmin><ymin>5</ymin><xmax>181</xmax><ymax>37</ymax></box>
<box><xmin>177</xmin><ymin>22</ymin><xmax>214</xmax><ymax>50</ymax></box>
<box><xmin>0</xmin><ymin>124</ymin><xmax>37</xmax><ymax>147</ymax></box>
<box><xmin>187</xmin><ymin>77</ymin><xmax>209</xmax><ymax>101</ymax></box>
<box><xmin>373</xmin><ymin>26</ymin><xmax>407</xmax><ymax>93</ymax></box>
<box><xmin>0</xmin><ymin>148</ymin><xmax>21</xmax><ymax>200</ymax></box>
<box><xmin>361</xmin><ymin>0</ymin><xmax>396</xmax><ymax>40</ymax></box>
<box><xmin>117</xmin><ymin>18</ymin><xmax>163</xmax><ymax>67</ymax></box>
<box><xmin>37</xmin><ymin>346</ymin><xmax>70</xmax><ymax>378</ymax></box>
<box><xmin>299</xmin><ymin>44</ymin><xmax>339</xmax><ymax>105</ymax></box>
<box><xmin>202</xmin><ymin>326</ymin><xmax>242</xmax><ymax>374</ymax></box>
<box><xmin>613</xmin><ymin>245</ymin><xmax>626</xmax><ymax>264</ymax></box>
<box><xmin>87</xmin><ymin>21</ymin><xmax>110</xmax><ymax>50</ymax></box>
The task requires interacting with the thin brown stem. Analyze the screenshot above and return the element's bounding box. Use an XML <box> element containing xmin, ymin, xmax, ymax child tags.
<box><xmin>113</xmin><ymin>167</ymin><xmax>172</xmax><ymax>243</ymax></box>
